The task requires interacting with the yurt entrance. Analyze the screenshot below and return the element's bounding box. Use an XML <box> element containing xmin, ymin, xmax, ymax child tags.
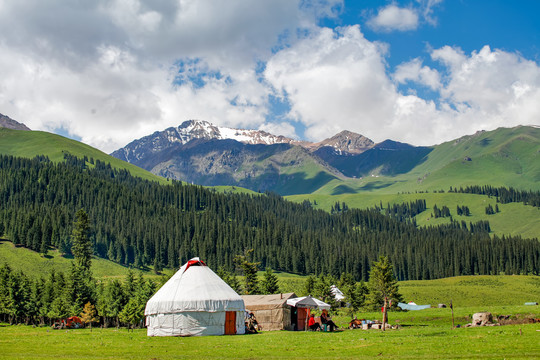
<box><xmin>224</xmin><ymin>311</ymin><xmax>236</xmax><ymax>335</ymax></box>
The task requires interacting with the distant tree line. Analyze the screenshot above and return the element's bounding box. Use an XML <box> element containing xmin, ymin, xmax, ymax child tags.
<box><xmin>485</xmin><ymin>204</ymin><xmax>499</xmax><ymax>215</ymax></box>
<box><xmin>0</xmin><ymin>154</ymin><xmax>538</xmax><ymax>284</ymax></box>
<box><xmin>383</xmin><ymin>199</ymin><xmax>426</xmax><ymax>223</ymax></box>
<box><xmin>432</xmin><ymin>204</ymin><xmax>451</xmax><ymax>218</ymax></box>
<box><xmin>451</xmin><ymin>185</ymin><xmax>540</xmax><ymax>207</ymax></box>
<box><xmin>456</xmin><ymin>205</ymin><xmax>470</xmax><ymax>216</ymax></box>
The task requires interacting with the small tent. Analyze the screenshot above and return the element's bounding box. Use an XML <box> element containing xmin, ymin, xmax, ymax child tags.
<box><xmin>145</xmin><ymin>258</ymin><xmax>245</xmax><ymax>336</ymax></box>
<box><xmin>242</xmin><ymin>293</ymin><xmax>296</xmax><ymax>331</ymax></box>
<box><xmin>286</xmin><ymin>295</ymin><xmax>331</xmax><ymax>330</ymax></box>
<box><xmin>330</xmin><ymin>285</ymin><xmax>345</xmax><ymax>302</ymax></box>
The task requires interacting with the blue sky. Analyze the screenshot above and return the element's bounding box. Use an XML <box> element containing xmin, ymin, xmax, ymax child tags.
<box><xmin>0</xmin><ymin>0</ymin><xmax>539</xmax><ymax>152</ymax></box>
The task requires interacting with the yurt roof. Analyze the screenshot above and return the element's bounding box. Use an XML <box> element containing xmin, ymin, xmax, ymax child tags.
<box><xmin>145</xmin><ymin>258</ymin><xmax>244</xmax><ymax>316</ymax></box>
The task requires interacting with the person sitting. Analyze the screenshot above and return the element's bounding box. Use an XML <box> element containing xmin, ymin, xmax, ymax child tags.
<box><xmin>308</xmin><ymin>314</ymin><xmax>321</xmax><ymax>331</ymax></box>
<box><xmin>321</xmin><ymin>309</ymin><xmax>338</xmax><ymax>331</ymax></box>
<box><xmin>245</xmin><ymin>312</ymin><xmax>259</xmax><ymax>333</ymax></box>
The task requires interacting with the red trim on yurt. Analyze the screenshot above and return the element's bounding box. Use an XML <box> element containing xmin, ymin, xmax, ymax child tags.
<box><xmin>185</xmin><ymin>259</ymin><xmax>207</xmax><ymax>272</ymax></box>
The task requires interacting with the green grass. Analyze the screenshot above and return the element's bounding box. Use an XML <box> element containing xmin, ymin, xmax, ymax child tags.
<box><xmin>286</xmin><ymin>192</ymin><xmax>540</xmax><ymax>239</ymax></box>
<box><xmin>1</xmin><ymin>253</ymin><xmax>539</xmax><ymax>359</ymax></box>
<box><xmin>270</xmin><ymin>272</ymin><xmax>540</xmax><ymax>308</ymax></box>
<box><xmin>1</xmin><ymin>307</ymin><xmax>539</xmax><ymax>359</ymax></box>
<box><xmin>0</xmin><ymin>240</ymin><xmax>171</xmax><ymax>282</ymax></box>
<box><xmin>399</xmin><ymin>275</ymin><xmax>540</xmax><ymax>307</ymax></box>
<box><xmin>0</xmin><ymin>128</ymin><xmax>167</xmax><ymax>184</ymax></box>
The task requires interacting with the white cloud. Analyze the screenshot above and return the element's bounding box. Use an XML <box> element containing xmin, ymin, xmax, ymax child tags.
<box><xmin>394</xmin><ymin>58</ymin><xmax>441</xmax><ymax>90</ymax></box>
<box><xmin>0</xmin><ymin>0</ymin><xmax>342</xmax><ymax>152</ymax></box>
<box><xmin>259</xmin><ymin>122</ymin><xmax>298</xmax><ymax>139</ymax></box>
<box><xmin>367</xmin><ymin>4</ymin><xmax>419</xmax><ymax>32</ymax></box>
<box><xmin>431</xmin><ymin>45</ymin><xmax>540</xmax><ymax>130</ymax></box>
<box><xmin>1</xmin><ymin>0</ymin><xmax>539</xmax><ymax>155</ymax></box>
<box><xmin>265</xmin><ymin>26</ymin><xmax>397</xmax><ymax>142</ymax></box>
<box><xmin>265</xmin><ymin>25</ymin><xmax>540</xmax><ymax>146</ymax></box>
<box><xmin>418</xmin><ymin>0</ymin><xmax>443</xmax><ymax>26</ymax></box>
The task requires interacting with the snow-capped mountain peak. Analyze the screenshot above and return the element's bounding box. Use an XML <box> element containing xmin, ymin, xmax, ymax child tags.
<box><xmin>175</xmin><ymin>120</ymin><xmax>296</xmax><ymax>145</ymax></box>
<box><xmin>111</xmin><ymin>120</ymin><xmax>299</xmax><ymax>163</ymax></box>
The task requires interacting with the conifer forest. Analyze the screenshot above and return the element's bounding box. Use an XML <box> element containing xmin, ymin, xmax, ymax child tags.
<box><xmin>0</xmin><ymin>154</ymin><xmax>537</xmax><ymax>282</ymax></box>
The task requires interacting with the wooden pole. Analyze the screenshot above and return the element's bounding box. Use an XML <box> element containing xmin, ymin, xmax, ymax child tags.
<box><xmin>382</xmin><ymin>297</ymin><xmax>388</xmax><ymax>331</ymax></box>
<box><xmin>450</xmin><ymin>300</ymin><xmax>455</xmax><ymax>329</ymax></box>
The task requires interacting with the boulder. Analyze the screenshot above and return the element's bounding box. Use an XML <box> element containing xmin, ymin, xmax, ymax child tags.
<box><xmin>472</xmin><ymin>312</ymin><xmax>493</xmax><ymax>326</ymax></box>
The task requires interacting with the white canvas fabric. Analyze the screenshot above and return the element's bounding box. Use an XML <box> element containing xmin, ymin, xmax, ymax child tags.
<box><xmin>286</xmin><ymin>296</ymin><xmax>331</xmax><ymax>310</ymax></box>
<box><xmin>144</xmin><ymin>258</ymin><xmax>245</xmax><ymax>336</ymax></box>
<box><xmin>146</xmin><ymin>311</ymin><xmax>246</xmax><ymax>336</ymax></box>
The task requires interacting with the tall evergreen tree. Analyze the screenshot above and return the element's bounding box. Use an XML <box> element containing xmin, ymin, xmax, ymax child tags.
<box><xmin>366</xmin><ymin>256</ymin><xmax>403</xmax><ymax>310</ymax></box>
<box><xmin>69</xmin><ymin>209</ymin><xmax>95</xmax><ymax>313</ymax></box>
<box><xmin>260</xmin><ymin>268</ymin><xmax>280</xmax><ymax>294</ymax></box>
<box><xmin>71</xmin><ymin>209</ymin><xmax>92</xmax><ymax>271</ymax></box>
<box><xmin>234</xmin><ymin>249</ymin><xmax>260</xmax><ymax>295</ymax></box>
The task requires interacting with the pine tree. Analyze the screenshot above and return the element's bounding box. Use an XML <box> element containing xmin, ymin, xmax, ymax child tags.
<box><xmin>303</xmin><ymin>275</ymin><xmax>316</xmax><ymax>295</ymax></box>
<box><xmin>260</xmin><ymin>268</ymin><xmax>280</xmax><ymax>294</ymax></box>
<box><xmin>234</xmin><ymin>249</ymin><xmax>260</xmax><ymax>295</ymax></box>
<box><xmin>71</xmin><ymin>209</ymin><xmax>92</xmax><ymax>271</ymax></box>
<box><xmin>366</xmin><ymin>256</ymin><xmax>403</xmax><ymax>310</ymax></box>
<box><xmin>118</xmin><ymin>298</ymin><xmax>144</xmax><ymax>331</ymax></box>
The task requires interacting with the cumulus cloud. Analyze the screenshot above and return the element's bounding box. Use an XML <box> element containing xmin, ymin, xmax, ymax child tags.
<box><xmin>265</xmin><ymin>26</ymin><xmax>397</xmax><ymax>141</ymax></box>
<box><xmin>431</xmin><ymin>45</ymin><xmax>540</xmax><ymax>129</ymax></box>
<box><xmin>394</xmin><ymin>58</ymin><xmax>441</xmax><ymax>90</ymax></box>
<box><xmin>0</xmin><ymin>0</ymin><xmax>342</xmax><ymax>152</ymax></box>
<box><xmin>367</xmin><ymin>4</ymin><xmax>419</xmax><ymax>32</ymax></box>
<box><xmin>265</xmin><ymin>25</ymin><xmax>540</xmax><ymax>146</ymax></box>
<box><xmin>0</xmin><ymin>0</ymin><xmax>539</xmax><ymax>154</ymax></box>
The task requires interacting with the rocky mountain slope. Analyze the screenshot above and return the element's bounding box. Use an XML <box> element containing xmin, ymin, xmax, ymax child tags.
<box><xmin>0</xmin><ymin>113</ymin><xmax>31</xmax><ymax>131</ymax></box>
<box><xmin>110</xmin><ymin>120</ymin><xmax>433</xmax><ymax>194</ymax></box>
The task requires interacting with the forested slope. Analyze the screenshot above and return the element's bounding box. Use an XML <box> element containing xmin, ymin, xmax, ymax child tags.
<box><xmin>0</xmin><ymin>154</ymin><xmax>538</xmax><ymax>281</ymax></box>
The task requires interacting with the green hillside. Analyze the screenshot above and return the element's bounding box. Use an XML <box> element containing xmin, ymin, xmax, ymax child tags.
<box><xmin>399</xmin><ymin>275</ymin><xmax>540</xmax><ymax>307</ymax></box>
<box><xmin>308</xmin><ymin>126</ymin><xmax>540</xmax><ymax>196</ymax></box>
<box><xmin>407</xmin><ymin>125</ymin><xmax>540</xmax><ymax>190</ymax></box>
<box><xmin>286</xmin><ymin>192</ymin><xmax>540</xmax><ymax>239</ymax></box>
<box><xmin>0</xmin><ymin>128</ymin><xmax>166</xmax><ymax>184</ymax></box>
<box><xmin>0</xmin><ymin>239</ymin><xmax>171</xmax><ymax>281</ymax></box>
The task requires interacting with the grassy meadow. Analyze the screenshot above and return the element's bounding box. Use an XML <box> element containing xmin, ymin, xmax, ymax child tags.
<box><xmin>0</xmin><ymin>128</ymin><xmax>166</xmax><ymax>184</ymax></box>
<box><xmin>1</xmin><ymin>306</ymin><xmax>539</xmax><ymax>359</ymax></box>
<box><xmin>1</xmin><ymin>240</ymin><xmax>539</xmax><ymax>359</ymax></box>
<box><xmin>0</xmin><ymin>240</ymin><xmax>173</xmax><ymax>282</ymax></box>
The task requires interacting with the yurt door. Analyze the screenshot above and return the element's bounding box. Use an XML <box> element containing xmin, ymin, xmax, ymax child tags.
<box><xmin>224</xmin><ymin>311</ymin><xmax>236</xmax><ymax>335</ymax></box>
<box><xmin>297</xmin><ymin>308</ymin><xmax>307</xmax><ymax>331</ymax></box>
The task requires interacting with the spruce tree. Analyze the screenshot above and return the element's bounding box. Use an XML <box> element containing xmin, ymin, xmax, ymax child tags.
<box><xmin>234</xmin><ymin>249</ymin><xmax>260</xmax><ymax>295</ymax></box>
<box><xmin>69</xmin><ymin>209</ymin><xmax>95</xmax><ymax>313</ymax></box>
<box><xmin>366</xmin><ymin>256</ymin><xmax>403</xmax><ymax>310</ymax></box>
<box><xmin>261</xmin><ymin>268</ymin><xmax>280</xmax><ymax>294</ymax></box>
<box><xmin>71</xmin><ymin>209</ymin><xmax>92</xmax><ymax>271</ymax></box>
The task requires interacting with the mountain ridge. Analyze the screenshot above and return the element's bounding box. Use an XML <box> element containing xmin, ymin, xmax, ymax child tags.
<box><xmin>0</xmin><ymin>113</ymin><xmax>31</xmax><ymax>131</ymax></box>
<box><xmin>110</xmin><ymin>121</ymin><xmax>540</xmax><ymax>195</ymax></box>
<box><xmin>110</xmin><ymin>119</ymin><xmax>436</xmax><ymax>193</ymax></box>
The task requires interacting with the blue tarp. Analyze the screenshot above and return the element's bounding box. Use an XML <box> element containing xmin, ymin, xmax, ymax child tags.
<box><xmin>398</xmin><ymin>302</ymin><xmax>431</xmax><ymax>311</ymax></box>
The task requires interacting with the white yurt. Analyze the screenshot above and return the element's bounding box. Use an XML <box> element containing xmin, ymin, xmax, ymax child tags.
<box><xmin>145</xmin><ymin>257</ymin><xmax>246</xmax><ymax>336</ymax></box>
